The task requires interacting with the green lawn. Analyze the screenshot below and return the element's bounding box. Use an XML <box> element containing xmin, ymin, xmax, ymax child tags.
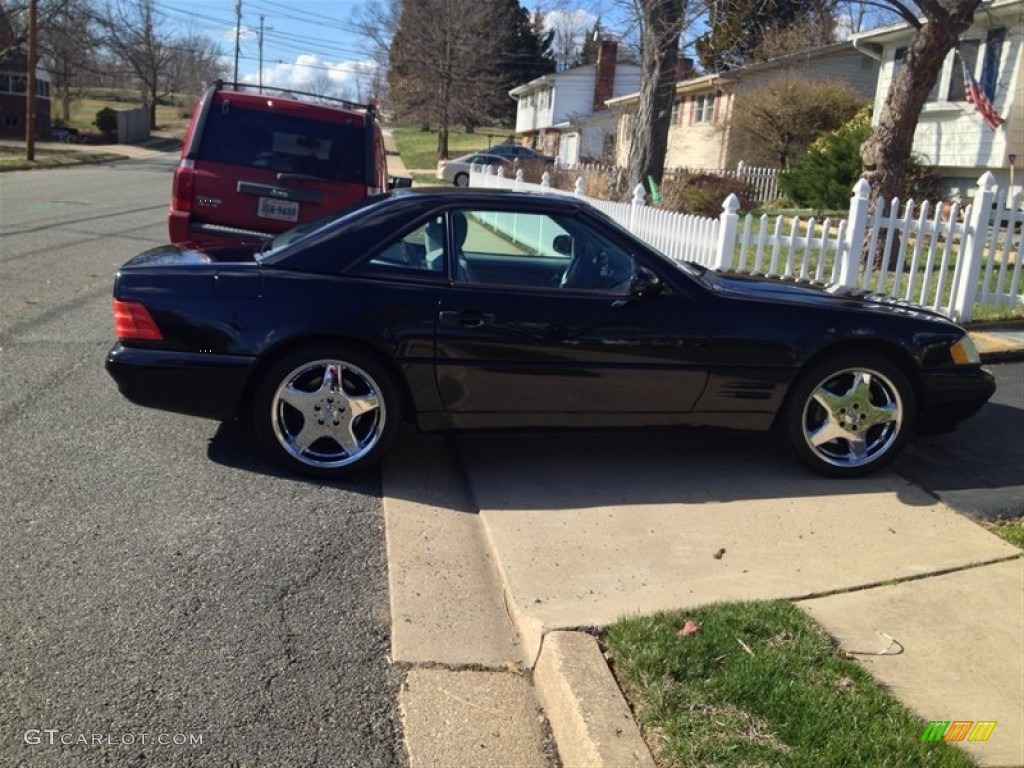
<box><xmin>0</xmin><ymin>145</ymin><xmax>126</xmax><ymax>171</ymax></box>
<box><xmin>605</xmin><ymin>601</ymin><xmax>977</xmax><ymax>768</ymax></box>
<box><xmin>390</xmin><ymin>126</ymin><xmax>515</xmax><ymax>170</ymax></box>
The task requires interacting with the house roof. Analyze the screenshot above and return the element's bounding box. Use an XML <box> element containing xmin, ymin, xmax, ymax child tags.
<box><xmin>606</xmin><ymin>40</ymin><xmax>872</xmax><ymax>107</ymax></box>
<box><xmin>848</xmin><ymin>0</ymin><xmax>1023</xmax><ymax>45</ymax></box>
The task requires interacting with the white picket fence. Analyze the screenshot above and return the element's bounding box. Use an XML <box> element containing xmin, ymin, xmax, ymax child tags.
<box><xmin>471</xmin><ymin>165</ymin><xmax>1023</xmax><ymax>322</ymax></box>
<box><xmin>552</xmin><ymin>160</ymin><xmax>781</xmax><ymax>204</ymax></box>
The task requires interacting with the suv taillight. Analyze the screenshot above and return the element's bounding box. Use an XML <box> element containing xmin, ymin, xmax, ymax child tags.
<box><xmin>113</xmin><ymin>300</ymin><xmax>163</xmax><ymax>341</ymax></box>
<box><xmin>171</xmin><ymin>158</ymin><xmax>196</xmax><ymax>212</ymax></box>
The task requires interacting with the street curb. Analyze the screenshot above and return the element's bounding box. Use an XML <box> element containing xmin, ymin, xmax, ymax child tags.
<box><xmin>534</xmin><ymin>631</ymin><xmax>656</xmax><ymax>768</ymax></box>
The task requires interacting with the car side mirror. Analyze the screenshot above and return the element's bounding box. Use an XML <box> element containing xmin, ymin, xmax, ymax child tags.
<box><xmin>553</xmin><ymin>234</ymin><xmax>572</xmax><ymax>255</ymax></box>
<box><xmin>389</xmin><ymin>176</ymin><xmax>413</xmax><ymax>190</ymax></box>
<box><xmin>630</xmin><ymin>266</ymin><xmax>662</xmax><ymax>297</ymax></box>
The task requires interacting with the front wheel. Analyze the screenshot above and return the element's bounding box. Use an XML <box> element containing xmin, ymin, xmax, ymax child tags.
<box><xmin>783</xmin><ymin>352</ymin><xmax>915</xmax><ymax>477</ymax></box>
<box><xmin>253</xmin><ymin>344</ymin><xmax>402</xmax><ymax>479</ymax></box>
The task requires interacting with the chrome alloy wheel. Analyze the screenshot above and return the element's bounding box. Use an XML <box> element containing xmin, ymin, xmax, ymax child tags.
<box><xmin>800</xmin><ymin>366</ymin><xmax>904</xmax><ymax>470</ymax></box>
<box><xmin>270</xmin><ymin>359</ymin><xmax>385</xmax><ymax>469</ymax></box>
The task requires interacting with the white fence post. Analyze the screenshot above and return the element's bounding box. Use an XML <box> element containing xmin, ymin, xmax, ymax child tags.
<box><xmin>839</xmin><ymin>178</ymin><xmax>871</xmax><ymax>288</ymax></box>
<box><xmin>574</xmin><ymin>177</ymin><xmax>585</xmax><ymax>197</ymax></box>
<box><xmin>630</xmin><ymin>182</ymin><xmax>646</xmax><ymax>230</ymax></box>
<box><xmin>714</xmin><ymin>193</ymin><xmax>740</xmax><ymax>271</ymax></box>
<box><xmin>541</xmin><ymin>171</ymin><xmax>551</xmax><ymax>191</ymax></box>
<box><xmin>951</xmin><ymin>171</ymin><xmax>998</xmax><ymax>323</ymax></box>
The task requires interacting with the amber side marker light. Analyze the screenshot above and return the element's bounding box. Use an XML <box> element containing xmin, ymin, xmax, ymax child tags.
<box><xmin>113</xmin><ymin>300</ymin><xmax>163</xmax><ymax>341</ymax></box>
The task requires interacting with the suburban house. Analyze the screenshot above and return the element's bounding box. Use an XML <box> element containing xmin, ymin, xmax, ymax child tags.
<box><xmin>0</xmin><ymin>16</ymin><xmax>52</xmax><ymax>138</ymax></box>
<box><xmin>509</xmin><ymin>40</ymin><xmax>642</xmax><ymax>165</ymax></box>
<box><xmin>606</xmin><ymin>42</ymin><xmax>879</xmax><ymax>172</ymax></box>
<box><xmin>849</xmin><ymin>0</ymin><xmax>1023</xmax><ymax>200</ymax></box>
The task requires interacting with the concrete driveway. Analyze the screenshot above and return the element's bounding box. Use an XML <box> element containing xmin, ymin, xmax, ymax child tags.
<box><xmin>386</xmin><ymin>427</ymin><xmax>1022</xmax><ymax>767</ymax></box>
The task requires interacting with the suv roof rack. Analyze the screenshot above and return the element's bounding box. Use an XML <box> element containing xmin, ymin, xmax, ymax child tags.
<box><xmin>210</xmin><ymin>80</ymin><xmax>376</xmax><ymax>113</ymax></box>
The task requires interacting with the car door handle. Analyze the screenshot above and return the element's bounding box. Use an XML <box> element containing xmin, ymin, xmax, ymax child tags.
<box><xmin>439</xmin><ymin>310</ymin><xmax>495</xmax><ymax>327</ymax></box>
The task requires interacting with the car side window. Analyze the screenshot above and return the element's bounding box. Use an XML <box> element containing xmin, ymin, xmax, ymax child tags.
<box><xmin>353</xmin><ymin>216</ymin><xmax>448</xmax><ymax>278</ymax></box>
<box><xmin>453</xmin><ymin>209</ymin><xmax>635</xmax><ymax>293</ymax></box>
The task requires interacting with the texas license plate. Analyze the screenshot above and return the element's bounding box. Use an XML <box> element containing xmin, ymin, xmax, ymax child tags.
<box><xmin>257</xmin><ymin>197</ymin><xmax>299</xmax><ymax>222</ymax></box>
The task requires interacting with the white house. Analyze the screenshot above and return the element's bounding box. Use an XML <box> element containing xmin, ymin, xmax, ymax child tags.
<box><xmin>849</xmin><ymin>0</ymin><xmax>1024</xmax><ymax>199</ymax></box>
<box><xmin>509</xmin><ymin>40</ymin><xmax>642</xmax><ymax>165</ymax></box>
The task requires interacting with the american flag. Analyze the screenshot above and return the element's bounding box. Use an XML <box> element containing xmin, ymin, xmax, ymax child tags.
<box><xmin>962</xmin><ymin>60</ymin><xmax>1005</xmax><ymax>130</ymax></box>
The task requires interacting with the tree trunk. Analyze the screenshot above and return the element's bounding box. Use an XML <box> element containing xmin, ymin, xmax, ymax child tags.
<box><xmin>860</xmin><ymin>2</ymin><xmax>980</xmax><ymax>211</ymax></box>
<box><xmin>625</xmin><ymin>0</ymin><xmax>685</xmax><ymax>197</ymax></box>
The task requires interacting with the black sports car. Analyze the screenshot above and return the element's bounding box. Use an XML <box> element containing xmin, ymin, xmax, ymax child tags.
<box><xmin>106</xmin><ymin>188</ymin><xmax>995</xmax><ymax>479</ymax></box>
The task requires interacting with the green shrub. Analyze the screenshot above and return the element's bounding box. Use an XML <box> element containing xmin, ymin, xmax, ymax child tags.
<box><xmin>671</xmin><ymin>173</ymin><xmax>753</xmax><ymax>217</ymax></box>
<box><xmin>778</xmin><ymin>107</ymin><xmax>871</xmax><ymax>209</ymax></box>
<box><xmin>94</xmin><ymin>107</ymin><xmax>117</xmax><ymax>136</ymax></box>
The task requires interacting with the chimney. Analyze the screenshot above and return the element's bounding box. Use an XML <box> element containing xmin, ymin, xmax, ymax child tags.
<box><xmin>592</xmin><ymin>39</ymin><xmax>618</xmax><ymax>112</ymax></box>
<box><xmin>676</xmin><ymin>57</ymin><xmax>694</xmax><ymax>82</ymax></box>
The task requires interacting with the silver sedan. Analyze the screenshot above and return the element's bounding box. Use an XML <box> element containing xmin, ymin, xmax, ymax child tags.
<box><xmin>436</xmin><ymin>153</ymin><xmax>513</xmax><ymax>187</ymax></box>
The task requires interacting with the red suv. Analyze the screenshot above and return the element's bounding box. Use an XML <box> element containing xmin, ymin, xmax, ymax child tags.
<box><xmin>169</xmin><ymin>81</ymin><xmax>392</xmax><ymax>249</ymax></box>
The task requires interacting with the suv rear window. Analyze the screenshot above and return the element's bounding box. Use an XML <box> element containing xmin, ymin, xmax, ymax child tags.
<box><xmin>197</xmin><ymin>103</ymin><xmax>366</xmax><ymax>184</ymax></box>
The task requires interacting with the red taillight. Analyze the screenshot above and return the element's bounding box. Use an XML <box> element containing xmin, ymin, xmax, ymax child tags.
<box><xmin>112</xmin><ymin>300</ymin><xmax>163</xmax><ymax>341</ymax></box>
<box><xmin>171</xmin><ymin>159</ymin><xmax>195</xmax><ymax>212</ymax></box>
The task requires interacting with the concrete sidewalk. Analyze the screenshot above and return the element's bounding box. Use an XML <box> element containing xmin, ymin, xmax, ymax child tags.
<box><xmin>386</xmin><ymin>423</ymin><xmax>1023</xmax><ymax>767</ymax></box>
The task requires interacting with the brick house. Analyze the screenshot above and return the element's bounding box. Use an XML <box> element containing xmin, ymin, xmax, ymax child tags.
<box><xmin>0</xmin><ymin>16</ymin><xmax>52</xmax><ymax>138</ymax></box>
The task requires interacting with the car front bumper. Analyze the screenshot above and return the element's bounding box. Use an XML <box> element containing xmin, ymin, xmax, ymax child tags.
<box><xmin>106</xmin><ymin>343</ymin><xmax>258</xmax><ymax>421</ymax></box>
<box><xmin>916</xmin><ymin>365</ymin><xmax>996</xmax><ymax>435</ymax></box>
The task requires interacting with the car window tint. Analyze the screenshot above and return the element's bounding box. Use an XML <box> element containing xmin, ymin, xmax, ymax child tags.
<box><xmin>197</xmin><ymin>103</ymin><xmax>366</xmax><ymax>184</ymax></box>
<box><xmin>352</xmin><ymin>216</ymin><xmax>447</xmax><ymax>279</ymax></box>
<box><xmin>454</xmin><ymin>210</ymin><xmax>635</xmax><ymax>293</ymax></box>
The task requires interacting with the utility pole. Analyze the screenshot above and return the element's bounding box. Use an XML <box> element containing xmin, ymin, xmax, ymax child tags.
<box><xmin>233</xmin><ymin>0</ymin><xmax>242</xmax><ymax>84</ymax></box>
<box><xmin>258</xmin><ymin>15</ymin><xmax>265</xmax><ymax>93</ymax></box>
<box><xmin>25</xmin><ymin>0</ymin><xmax>37</xmax><ymax>161</ymax></box>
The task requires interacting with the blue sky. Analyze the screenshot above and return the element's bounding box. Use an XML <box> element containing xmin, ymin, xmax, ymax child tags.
<box><xmin>153</xmin><ymin>0</ymin><xmax>606</xmax><ymax>101</ymax></box>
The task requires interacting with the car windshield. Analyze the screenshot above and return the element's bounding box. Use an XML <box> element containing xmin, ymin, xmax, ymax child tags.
<box><xmin>257</xmin><ymin>194</ymin><xmax>392</xmax><ymax>260</ymax></box>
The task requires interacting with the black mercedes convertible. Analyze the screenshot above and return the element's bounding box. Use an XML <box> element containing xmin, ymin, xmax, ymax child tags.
<box><xmin>106</xmin><ymin>188</ymin><xmax>995</xmax><ymax>479</ymax></box>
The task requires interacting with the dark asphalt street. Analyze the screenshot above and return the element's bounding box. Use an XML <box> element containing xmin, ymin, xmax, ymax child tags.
<box><xmin>0</xmin><ymin>156</ymin><xmax>404</xmax><ymax>767</ymax></box>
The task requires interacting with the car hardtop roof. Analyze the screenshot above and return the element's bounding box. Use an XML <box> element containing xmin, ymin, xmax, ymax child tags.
<box><xmin>391</xmin><ymin>186</ymin><xmax>588</xmax><ymax>209</ymax></box>
<box><xmin>209</xmin><ymin>80</ymin><xmax>375</xmax><ymax>116</ymax></box>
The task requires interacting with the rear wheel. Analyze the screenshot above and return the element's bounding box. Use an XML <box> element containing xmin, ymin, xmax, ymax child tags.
<box><xmin>784</xmin><ymin>352</ymin><xmax>915</xmax><ymax>477</ymax></box>
<box><xmin>453</xmin><ymin>172</ymin><xmax>469</xmax><ymax>187</ymax></box>
<box><xmin>253</xmin><ymin>344</ymin><xmax>401</xmax><ymax>479</ymax></box>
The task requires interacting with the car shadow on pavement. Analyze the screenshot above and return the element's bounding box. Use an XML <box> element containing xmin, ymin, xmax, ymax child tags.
<box><xmin>205</xmin><ymin>419</ymin><xmax>381</xmax><ymax>494</ymax></box>
<box><xmin>382</xmin><ymin>427</ymin><xmax>941</xmax><ymax>511</ymax></box>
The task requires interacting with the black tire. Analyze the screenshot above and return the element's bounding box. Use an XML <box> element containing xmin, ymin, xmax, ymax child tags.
<box><xmin>253</xmin><ymin>344</ymin><xmax>402</xmax><ymax>479</ymax></box>
<box><xmin>453</xmin><ymin>172</ymin><xmax>469</xmax><ymax>187</ymax></box>
<box><xmin>783</xmin><ymin>351</ymin><xmax>915</xmax><ymax>478</ymax></box>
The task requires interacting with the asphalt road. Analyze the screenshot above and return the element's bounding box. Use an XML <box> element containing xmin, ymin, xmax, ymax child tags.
<box><xmin>0</xmin><ymin>156</ymin><xmax>403</xmax><ymax>766</ymax></box>
<box><xmin>893</xmin><ymin>361</ymin><xmax>1024</xmax><ymax>520</ymax></box>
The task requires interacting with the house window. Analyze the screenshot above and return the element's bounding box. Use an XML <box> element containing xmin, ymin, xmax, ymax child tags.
<box><xmin>980</xmin><ymin>28</ymin><xmax>1005</xmax><ymax>100</ymax></box>
<box><xmin>36</xmin><ymin>80</ymin><xmax>50</xmax><ymax>98</ymax></box>
<box><xmin>10</xmin><ymin>75</ymin><xmax>26</xmax><ymax>93</ymax></box>
<box><xmin>671</xmin><ymin>100</ymin><xmax>681</xmax><ymax>125</ymax></box>
<box><xmin>693</xmin><ymin>92</ymin><xmax>714</xmax><ymax>124</ymax></box>
<box><xmin>602</xmin><ymin>133</ymin><xmax>616</xmax><ymax>159</ymax></box>
<box><xmin>947</xmin><ymin>39</ymin><xmax>980</xmax><ymax>101</ymax></box>
<box><xmin>0</xmin><ymin>74</ymin><xmax>9</xmax><ymax>92</ymax></box>
<box><xmin>3</xmin><ymin>115</ymin><xmax>20</xmax><ymax>128</ymax></box>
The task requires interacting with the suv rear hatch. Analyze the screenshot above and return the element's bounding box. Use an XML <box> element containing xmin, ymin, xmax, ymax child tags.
<box><xmin>170</xmin><ymin>85</ymin><xmax>384</xmax><ymax>248</ymax></box>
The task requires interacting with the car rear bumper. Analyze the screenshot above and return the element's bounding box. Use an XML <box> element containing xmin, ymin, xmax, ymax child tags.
<box><xmin>106</xmin><ymin>343</ymin><xmax>258</xmax><ymax>421</ymax></box>
<box><xmin>916</xmin><ymin>366</ymin><xmax>996</xmax><ymax>435</ymax></box>
<box><xmin>169</xmin><ymin>211</ymin><xmax>273</xmax><ymax>249</ymax></box>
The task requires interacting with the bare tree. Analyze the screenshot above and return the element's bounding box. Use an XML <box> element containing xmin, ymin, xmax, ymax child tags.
<box><xmin>97</xmin><ymin>0</ymin><xmax>174</xmax><ymax>127</ymax></box>
<box><xmin>860</xmin><ymin>0</ymin><xmax>983</xmax><ymax>211</ymax></box>
<box><xmin>624</xmin><ymin>0</ymin><xmax>690</xmax><ymax>192</ymax></box>
<box><xmin>730</xmin><ymin>75</ymin><xmax>866</xmax><ymax>167</ymax></box>
<box><xmin>388</xmin><ymin>0</ymin><xmax>511</xmax><ymax>159</ymax></box>
<box><xmin>25</xmin><ymin>0</ymin><xmax>96</xmax><ymax>123</ymax></box>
